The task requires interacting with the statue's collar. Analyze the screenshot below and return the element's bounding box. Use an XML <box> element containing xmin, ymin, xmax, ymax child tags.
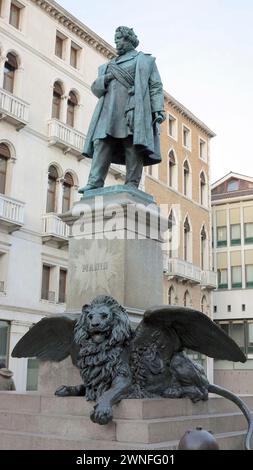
<box><xmin>113</xmin><ymin>50</ymin><xmax>139</xmax><ymax>64</ymax></box>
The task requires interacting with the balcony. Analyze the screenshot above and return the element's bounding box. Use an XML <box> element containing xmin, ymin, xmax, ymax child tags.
<box><xmin>165</xmin><ymin>258</ymin><xmax>202</xmax><ymax>284</ymax></box>
<box><xmin>48</xmin><ymin>119</ymin><xmax>85</xmax><ymax>158</ymax></box>
<box><xmin>0</xmin><ymin>194</ymin><xmax>25</xmax><ymax>232</ymax></box>
<box><xmin>0</xmin><ymin>88</ymin><xmax>29</xmax><ymax>129</ymax></box>
<box><xmin>42</xmin><ymin>214</ymin><xmax>70</xmax><ymax>246</ymax></box>
<box><xmin>201</xmin><ymin>270</ymin><xmax>217</xmax><ymax>290</ymax></box>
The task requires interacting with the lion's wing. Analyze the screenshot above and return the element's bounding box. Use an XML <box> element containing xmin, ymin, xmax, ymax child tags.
<box><xmin>12</xmin><ymin>316</ymin><xmax>79</xmax><ymax>365</ymax></box>
<box><xmin>139</xmin><ymin>305</ymin><xmax>246</xmax><ymax>363</ymax></box>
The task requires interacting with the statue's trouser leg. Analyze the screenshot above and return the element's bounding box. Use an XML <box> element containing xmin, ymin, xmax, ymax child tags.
<box><xmin>87</xmin><ymin>138</ymin><xmax>113</xmax><ymax>188</ymax></box>
<box><xmin>124</xmin><ymin>138</ymin><xmax>144</xmax><ymax>187</ymax></box>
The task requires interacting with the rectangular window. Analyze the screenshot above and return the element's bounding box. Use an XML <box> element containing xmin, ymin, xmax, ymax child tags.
<box><xmin>231</xmin><ymin>265</ymin><xmax>242</xmax><ymax>288</ymax></box>
<box><xmin>230</xmin><ymin>224</ymin><xmax>241</xmax><ymax>245</ymax></box>
<box><xmin>244</xmin><ymin>223</ymin><xmax>253</xmax><ymax>244</ymax></box>
<box><xmin>218</xmin><ymin>268</ymin><xmax>228</xmax><ymax>288</ymax></box>
<box><xmin>70</xmin><ymin>42</ymin><xmax>81</xmax><ymax>68</ymax></box>
<box><xmin>59</xmin><ymin>269</ymin><xmax>67</xmax><ymax>303</ymax></box>
<box><xmin>26</xmin><ymin>358</ymin><xmax>39</xmax><ymax>391</ymax></box>
<box><xmin>246</xmin><ymin>264</ymin><xmax>253</xmax><ymax>288</ymax></box>
<box><xmin>182</xmin><ymin>125</ymin><xmax>191</xmax><ymax>149</ymax></box>
<box><xmin>214</xmin><ymin>305</ymin><xmax>217</xmax><ymax>313</ymax></box>
<box><xmin>55</xmin><ymin>31</ymin><xmax>67</xmax><ymax>59</ymax></box>
<box><xmin>167</xmin><ymin>114</ymin><xmax>177</xmax><ymax>139</ymax></box>
<box><xmin>217</xmin><ymin>226</ymin><xmax>227</xmax><ymax>247</ymax></box>
<box><xmin>242</xmin><ymin>304</ymin><xmax>246</xmax><ymax>312</ymax></box>
<box><xmin>55</xmin><ymin>35</ymin><xmax>63</xmax><ymax>59</ymax></box>
<box><xmin>248</xmin><ymin>323</ymin><xmax>253</xmax><ymax>354</ymax></box>
<box><xmin>199</xmin><ymin>138</ymin><xmax>207</xmax><ymax>161</ymax></box>
<box><xmin>227</xmin><ymin>305</ymin><xmax>231</xmax><ymax>312</ymax></box>
<box><xmin>41</xmin><ymin>265</ymin><xmax>50</xmax><ymax>300</ymax></box>
<box><xmin>0</xmin><ymin>320</ymin><xmax>9</xmax><ymax>364</ymax></box>
<box><xmin>230</xmin><ymin>322</ymin><xmax>245</xmax><ymax>353</ymax></box>
<box><xmin>9</xmin><ymin>2</ymin><xmax>21</xmax><ymax>29</ymax></box>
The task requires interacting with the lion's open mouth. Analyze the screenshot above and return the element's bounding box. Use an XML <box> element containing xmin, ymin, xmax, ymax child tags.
<box><xmin>89</xmin><ymin>328</ymin><xmax>110</xmax><ymax>343</ymax></box>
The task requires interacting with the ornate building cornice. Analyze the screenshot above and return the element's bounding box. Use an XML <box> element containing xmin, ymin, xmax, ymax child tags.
<box><xmin>32</xmin><ymin>0</ymin><xmax>116</xmax><ymax>59</ymax></box>
<box><xmin>32</xmin><ymin>1</ymin><xmax>215</xmax><ymax>138</ymax></box>
<box><xmin>165</xmin><ymin>91</ymin><xmax>216</xmax><ymax>138</ymax></box>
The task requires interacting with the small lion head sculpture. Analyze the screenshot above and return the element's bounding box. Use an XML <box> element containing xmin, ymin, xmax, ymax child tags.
<box><xmin>74</xmin><ymin>295</ymin><xmax>132</xmax><ymax>347</ymax></box>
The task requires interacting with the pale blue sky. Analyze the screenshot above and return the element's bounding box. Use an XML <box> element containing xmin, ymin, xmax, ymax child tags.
<box><xmin>57</xmin><ymin>0</ymin><xmax>253</xmax><ymax>183</ymax></box>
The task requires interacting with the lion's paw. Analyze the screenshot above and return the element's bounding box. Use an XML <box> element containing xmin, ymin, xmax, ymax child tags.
<box><xmin>55</xmin><ymin>385</ymin><xmax>73</xmax><ymax>397</ymax></box>
<box><xmin>90</xmin><ymin>403</ymin><xmax>113</xmax><ymax>425</ymax></box>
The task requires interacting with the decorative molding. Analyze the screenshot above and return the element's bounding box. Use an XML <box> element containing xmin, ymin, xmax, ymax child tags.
<box><xmin>164</xmin><ymin>91</ymin><xmax>216</xmax><ymax>138</ymax></box>
<box><xmin>32</xmin><ymin>0</ymin><xmax>115</xmax><ymax>60</ymax></box>
<box><xmin>0</xmin><ymin>25</ymin><xmax>93</xmax><ymax>91</ymax></box>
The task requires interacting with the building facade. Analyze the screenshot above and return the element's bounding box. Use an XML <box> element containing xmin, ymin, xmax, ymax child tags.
<box><xmin>144</xmin><ymin>93</ymin><xmax>216</xmax><ymax>376</ymax></box>
<box><xmin>0</xmin><ymin>0</ymin><xmax>125</xmax><ymax>390</ymax></box>
<box><xmin>0</xmin><ymin>0</ymin><xmax>216</xmax><ymax>390</ymax></box>
<box><xmin>212</xmin><ymin>172</ymin><xmax>253</xmax><ymax>393</ymax></box>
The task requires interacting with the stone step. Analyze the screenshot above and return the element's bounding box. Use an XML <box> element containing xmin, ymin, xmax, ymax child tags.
<box><xmin>0</xmin><ymin>392</ymin><xmax>252</xmax><ymax>419</ymax></box>
<box><xmin>115</xmin><ymin>413</ymin><xmax>248</xmax><ymax>444</ymax></box>
<box><xmin>0</xmin><ymin>408</ymin><xmax>249</xmax><ymax>444</ymax></box>
<box><xmin>0</xmin><ymin>409</ymin><xmax>116</xmax><ymax>442</ymax></box>
<box><xmin>0</xmin><ymin>428</ymin><xmax>245</xmax><ymax>450</ymax></box>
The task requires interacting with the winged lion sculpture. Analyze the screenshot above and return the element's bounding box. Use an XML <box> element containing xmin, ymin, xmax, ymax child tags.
<box><xmin>12</xmin><ymin>295</ymin><xmax>253</xmax><ymax>449</ymax></box>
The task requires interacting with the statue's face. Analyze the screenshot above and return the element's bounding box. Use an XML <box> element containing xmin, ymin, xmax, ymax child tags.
<box><xmin>115</xmin><ymin>31</ymin><xmax>134</xmax><ymax>56</ymax></box>
<box><xmin>86</xmin><ymin>305</ymin><xmax>114</xmax><ymax>343</ymax></box>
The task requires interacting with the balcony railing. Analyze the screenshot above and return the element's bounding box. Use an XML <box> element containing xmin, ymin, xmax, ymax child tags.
<box><xmin>0</xmin><ymin>194</ymin><xmax>25</xmax><ymax>231</ymax></box>
<box><xmin>201</xmin><ymin>270</ymin><xmax>217</xmax><ymax>289</ymax></box>
<box><xmin>48</xmin><ymin>119</ymin><xmax>85</xmax><ymax>157</ymax></box>
<box><xmin>42</xmin><ymin>213</ymin><xmax>70</xmax><ymax>243</ymax></box>
<box><xmin>0</xmin><ymin>88</ymin><xmax>29</xmax><ymax>129</ymax></box>
<box><xmin>166</xmin><ymin>258</ymin><xmax>202</xmax><ymax>284</ymax></box>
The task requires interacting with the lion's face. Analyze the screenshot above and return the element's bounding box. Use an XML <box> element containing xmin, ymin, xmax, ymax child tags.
<box><xmin>85</xmin><ymin>304</ymin><xmax>114</xmax><ymax>344</ymax></box>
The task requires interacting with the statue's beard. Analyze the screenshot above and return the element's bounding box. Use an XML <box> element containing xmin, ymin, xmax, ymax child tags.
<box><xmin>116</xmin><ymin>43</ymin><xmax>135</xmax><ymax>56</ymax></box>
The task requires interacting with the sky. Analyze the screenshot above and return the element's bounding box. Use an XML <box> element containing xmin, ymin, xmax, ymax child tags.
<box><xmin>57</xmin><ymin>0</ymin><xmax>253</xmax><ymax>183</ymax></box>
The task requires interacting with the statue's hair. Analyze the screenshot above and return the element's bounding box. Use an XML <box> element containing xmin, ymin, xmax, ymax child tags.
<box><xmin>75</xmin><ymin>295</ymin><xmax>132</xmax><ymax>347</ymax></box>
<box><xmin>115</xmin><ymin>26</ymin><xmax>139</xmax><ymax>48</ymax></box>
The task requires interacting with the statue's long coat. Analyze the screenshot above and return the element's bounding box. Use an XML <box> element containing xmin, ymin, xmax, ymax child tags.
<box><xmin>82</xmin><ymin>52</ymin><xmax>164</xmax><ymax>166</ymax></box>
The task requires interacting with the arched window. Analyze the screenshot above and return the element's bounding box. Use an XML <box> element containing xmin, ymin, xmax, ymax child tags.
<box><xmin>183</xmin><ymin>160</ymin><xmax>190</xmax><ymax>197</ymax></box>
<box><xmin>0</xmin><ymin>144</ymin><xmax>11</xmax><ymax>194</ymax></box>
<box><xmin>62</xmin><ymin>172</ymin><xmax>74</xmax><ymax>213</ymax></box>
<box><xmin>168</xmin><ymin>150</ymin><xmax>176</xmax><ymax>188</ymax></box>
<box><xmin>52</xmin><ymin>82</ymin><xmax>63</xmax><ymax>119</ymax></box>
<box><xmin>67</xmin><ymin>91</ymin><xmax>78</xmax><ymax>127</ymax></box>
<box><xmin>168</xmin><ymin>286</ymin><xmax>176</xmax><ymax>305</ymax></box>
<box><xmin>201</xmin><ymin>226</ymin><xmax>207</xmax><ymax>270</ymax></box>
<box><xmin>200</xmin><ymin>171</ymin><xmax>207</xmax><ymax>205</ymax></box>
<box><xmin>46</xmin><ymin>165</ymin><xmax>58</xmax><ymax>213</ymax></box>
<box><xmin>3</xmin><ymin>53</ymin><xmax>18</xmax><ymax>93</ymax></box>
<box><xmin>184</xmin><ymin>217</ymin><xmax>191</xmax><ymax>262</ymax></box>
<box><xmin>183</xmin><ymin>290</ymin><xmax>191</xmax><ymax>307</ymax></box>
<box><xmin>201</xmin><ymin>295</ymin><xmax>208</xmax><ymax>314</ymax></box>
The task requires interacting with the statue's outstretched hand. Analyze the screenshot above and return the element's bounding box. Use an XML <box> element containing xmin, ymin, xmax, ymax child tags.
<box><xmin>153</xmin><ymin>111</ymin><xmax>166</xmax><ymax>124</ymax></box>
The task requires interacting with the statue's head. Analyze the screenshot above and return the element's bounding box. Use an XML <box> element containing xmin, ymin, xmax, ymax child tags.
<box><xmin>75</xmin><ymin>295</ymin><xmax>132</xmax><ymax>346</ymax></box>
<box><xmin>115</xmin><ymin>26</ymin><xmax>139</xmax><ymax>55</ymax></box>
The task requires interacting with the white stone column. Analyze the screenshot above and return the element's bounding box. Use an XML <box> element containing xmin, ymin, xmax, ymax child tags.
<box><xmin>60</xmin><ymin>95</ymin><xmax>68</xmax><ymax>123</ymax></box>
<box><xmin>0</xmin><ymin>54</ymin><xmax>7</xmax><ymax>88</ymax></box>
<box><xmin>57</xmin><ymin>177</ymin><xmax>64</xmax><ymax>213</ymax></box>
<box><xmin>8</xmin><ymin>320</ymin><xmax>31</xmax><ymax>392</ymax></box>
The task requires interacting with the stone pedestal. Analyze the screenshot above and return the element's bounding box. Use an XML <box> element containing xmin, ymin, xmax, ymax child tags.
<box><xmin>61</xmin><ymin>185</ymin><xmax>167</xmax><ymax>312</ymax></box>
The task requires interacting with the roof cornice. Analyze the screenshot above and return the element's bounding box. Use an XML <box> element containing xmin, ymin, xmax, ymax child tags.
<box><xmin>164</xmin><ymin>91</ymin><xmax>216</xmax><ymax>138</ymax></box>
<box><xmin>32</xmin><ymin>0</ymin><xmax>116</xmax><ymax>59</ymax></box>
<box><xmin>32</xmin><ymin>1</ymin><xmax>215</xmax><ymax>137</ymax></box>
<box><xmin>212</xmin><ymin>171</ymin><xmax>253</xmax><ymax>189</ymax></box>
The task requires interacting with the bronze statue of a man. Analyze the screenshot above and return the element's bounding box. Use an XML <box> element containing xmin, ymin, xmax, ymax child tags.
<box><xmin>79</xmin><ymin>26</ymin><xmax>166</xmax><ymax>193</ymax></box>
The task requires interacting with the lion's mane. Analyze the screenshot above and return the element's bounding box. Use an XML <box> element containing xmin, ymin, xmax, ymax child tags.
<box><xmin>74</xmin><ymin>295</ymin><xmax>133</xmax><ymax>401</ymax></box>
